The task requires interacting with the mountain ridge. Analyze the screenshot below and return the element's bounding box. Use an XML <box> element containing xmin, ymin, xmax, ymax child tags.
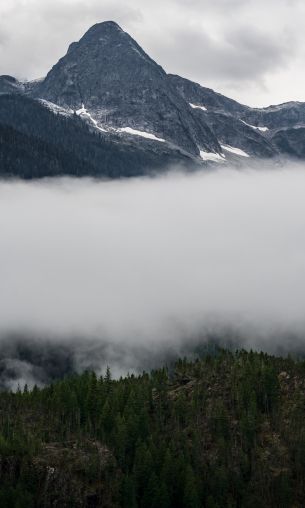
<box><xmin>0</xmin><ymin>20</ymin><xmax>304</xmax><ymax>177</ymax></box>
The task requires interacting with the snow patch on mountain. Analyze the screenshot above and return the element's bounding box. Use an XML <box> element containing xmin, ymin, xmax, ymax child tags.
<box><xmin>39</xmin><ymin>99</ymin><xmax>73</xmax><ymax>117</ymax></box>
<box><xmin>26</xmin><ymin>77</ymin><xmax>45</xmax><ymax>85</ymax></box>
<box><xmin>240</xmin><ymin>120</ymin><xmax>269</xmax><ymax>132</ymax></box>
<box><xmin>200</xmin><ymin>150</ymin><xmax>225</xmax><ymax>162</ymax></box>
<box><xmin>221</xmin><ymin>145</ymin><xmax>250</xmax><ymax>157</ymax></box>
<box><xmin>190</xmin><ymin>103</ymin><xmax>207</xmax><ymax>112</ymax></box>
<box><xmin>119</xmin><ymin>127</ymin><xmax>165</xmax><ymax>142</ymax></box>
<box><xmin>76</xmin><ymin>104</ymin><xmax>107</xmax><ymax>132</ymax></box>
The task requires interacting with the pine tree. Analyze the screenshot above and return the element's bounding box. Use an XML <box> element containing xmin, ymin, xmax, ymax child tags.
<box><xmin>183</xmin><ymin>464</ymin><xmax>200</xmax><ymax>508</ymax></box>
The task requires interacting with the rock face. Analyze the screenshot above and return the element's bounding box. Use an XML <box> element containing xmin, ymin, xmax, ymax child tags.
<box><xmin>33</xmin><ymin>21</ymin><xmax>220</xmax><ymax>157</ymax></box>
<box><xmin>169</xmin><ymin>74</ymin><xmax>305</xmax><ymax>160</ymax></box>
<box><xmin>272</xmin><ymin>126</ymin><xmax>305</xmax><ymax>158</ymax></box>
<box><xmin>241</xmin><ymin>102</ymin><xmax>305</xmax><ymax>130</ymax></box>
<box><xmin>168</xmin><ymin>74</ymin><xmax>248</xmax><ymax>115</ymax></box>
<box><xmin>0</xmin><ymin>19</ymin><xmax>305</xmax><ymax>177</ymax></box>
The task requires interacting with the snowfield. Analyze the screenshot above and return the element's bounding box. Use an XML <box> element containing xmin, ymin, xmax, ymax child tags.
<box><xmin>200</xmin><ymin>150</ymin><xmax>225</xmax><ymax>162</ymax></box>
<box><xmin>221</xmin><ymin>145</ymin><xmax>250</xmax><ymax>157</ymax></box>
<box><xmin>119</xmin><ymin>127</ymin><xmax>165</xmax><ymax>142</ymax></box>
<box><xmin>39</xmin><ymin>100</ymin><xmax>73</xmax><ymax>117</ymax></box>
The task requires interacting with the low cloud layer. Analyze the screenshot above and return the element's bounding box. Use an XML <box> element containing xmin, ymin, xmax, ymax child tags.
<box><xmin>1</xmin><ymin>166</ymin><xmax>305</xmax><ymax>387</ymax></box>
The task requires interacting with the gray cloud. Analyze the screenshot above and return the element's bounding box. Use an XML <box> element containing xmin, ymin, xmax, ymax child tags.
<box><xmin>1</xmin><ymin>165</ymin><xmax>305</xmax><ymax>387</ymax></box>
<box><xmin>152</xmin><ymin>24</ymin><xmax>293</xmax><ymax>91</ymax></box>
<box><xmin>0</xmin><ymin>0</ymin><xmax>304</xmax><ymax>106</ymax></box>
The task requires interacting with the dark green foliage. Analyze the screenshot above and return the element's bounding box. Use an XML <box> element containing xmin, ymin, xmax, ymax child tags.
<box><xmin>0</xmin><ymin>94</ymin><xmax>191</xmax><ymax>179</ymax></box>
<box><xmin>0</xmin><ymin>349</ymin><xmax>305</xmax><ymax>506</ymax></box>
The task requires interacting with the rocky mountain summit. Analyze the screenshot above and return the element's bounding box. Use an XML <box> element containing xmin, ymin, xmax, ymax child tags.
<box><xmin>32</xmin><ymin>21</ymin><xmax>220</xmax><ymax>158</ymax></box>
<box><xmin>0</xmin><ymin>20</ymin><xmax>304</xmax><ymax>178</ymax></box>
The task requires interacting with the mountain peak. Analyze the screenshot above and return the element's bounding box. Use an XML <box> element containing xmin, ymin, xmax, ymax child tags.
<box><xmin>37</xmin><ymin>20</ymin><xmax>166</xmax><ymax>110</ymax></box>
<box><xmin>89</xmin><ymin>20</ymin><xmax>123</xmax><ymax>30</ymax></box>
<box><xmin>32</xmin><ymin>21</ymin><xmax>220</xmax><ymax>156</ymax></box>
<box><xmin>81</xmin><ymin>20</ymin><xmax>124</xmax><ymax>39</ymax></box>
<box><xmin>67</xmin><ymin>20</ymin><xmax>125</xmax><ymax>54</ymax></box>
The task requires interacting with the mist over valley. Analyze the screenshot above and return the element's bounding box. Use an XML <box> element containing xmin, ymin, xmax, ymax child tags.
<box><xmin>1</xmin><ymin>165</ymin><xmax>305</xmax><ymax>387</ymax></box>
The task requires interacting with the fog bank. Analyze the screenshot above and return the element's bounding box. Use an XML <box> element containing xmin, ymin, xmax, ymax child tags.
<box><xmin>1</xmin><ymin>166</ymin><xmax>305</xmax><ymax>387</ymax></box>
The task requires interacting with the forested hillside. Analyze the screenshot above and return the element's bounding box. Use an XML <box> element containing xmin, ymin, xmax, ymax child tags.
<box><xmin>0</xmin><ymin>95</ymin><xmax>191</xmax><ymax>179</ymax></box>
<box><xmin>1</xmin><ymin>350</ymin><xmax>305</xmax><ymax>507</ymax></box>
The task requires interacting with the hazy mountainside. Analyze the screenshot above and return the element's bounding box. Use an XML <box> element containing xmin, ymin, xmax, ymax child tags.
<box><xmin>0</xmin><ymin>95</ymin><xmax>193</xmax><ymax>178</ymax></box>
<box><xmin>0</xmin><ymin>76</ymin><xmax>25</xmax><ymax>95</ymax></box>
<box><xmin>1</xmin><ymin>349</ymin><xmax>305</xmax><ymax>507</ymax></box>
<box><xmin>0</xmin><ymin>20</ymin><xmax>305</xmax><ymax>178</ymax></box>
<box><xmin>272</xmin><ymin>126</ymin><xmax>305</xmax><ymax>158</ymax></box>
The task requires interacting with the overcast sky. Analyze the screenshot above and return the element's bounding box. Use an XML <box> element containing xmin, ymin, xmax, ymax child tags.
<box><xmin>0</xmin><ymin>0</ymin><xmax>304</xmax><ymax>107</ymax></box>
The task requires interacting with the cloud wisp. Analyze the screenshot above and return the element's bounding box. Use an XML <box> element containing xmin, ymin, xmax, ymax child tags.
<box><xmin>1</xmin><ymin>165</ymin><xmax>305</xmax><ymax>387</ymax></box>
